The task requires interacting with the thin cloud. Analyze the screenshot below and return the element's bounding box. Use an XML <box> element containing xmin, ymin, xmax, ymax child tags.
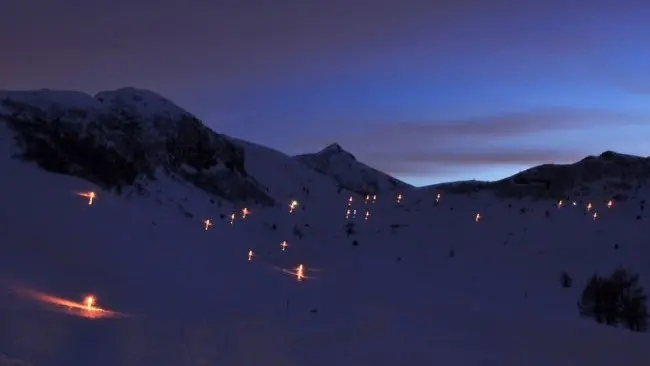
<box><xmin>371</xmin><ymin>148</ymin><xmax>582</xmax><ymax>166</ymax></box>
<box><xmin>292</xmin><ymin>107</ymin><xmax>646</xmax><ymax>180</ymax></box>
<box><xmin>360</xmin><ymin>108</ymin><xmax>645</xmax><ymax>146</ymax></box>
<box><xmin>357</xmin><ymin>147</ymin><xmax>585</xmax><ymax>178</ymax></box>
<box><xmin>295</xmin><ymin>107</ymin><xmax>645</xmax><ymax>153</ymax></box>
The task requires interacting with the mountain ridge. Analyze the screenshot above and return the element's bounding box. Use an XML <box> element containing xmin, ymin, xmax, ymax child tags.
<box><xmin>1</xmin><ymin>87</ymin><xmax>648</xmax><ymax>205</ymax></box>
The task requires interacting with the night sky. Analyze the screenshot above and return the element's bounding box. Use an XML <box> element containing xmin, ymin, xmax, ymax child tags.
<box><xmin>2</xmin><ymin>0</ymin><xmax>650</xmax><ymax>186</ymax></box>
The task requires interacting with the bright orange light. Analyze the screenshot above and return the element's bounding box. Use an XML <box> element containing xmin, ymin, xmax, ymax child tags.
<box><xmin>296</xmin><ymin>264</ymin><xmax>304</xmax><ymax>281</ymax></box>
<box><xmin>75</xmin><ymin>191</ymin><xmax>96</xmax><ymax>205</ymax></box>
<box><xmin>13</xmin><ymin>287</ymin><xmax>127</xmax><ymax>319</ymax></box>
<box><xmin>241</xmin><ymin>207</ymin><xmax>250</xmax><ymax>218</ymax></box>
<box><xmin>84</xmin><ymin>295</ymin><xmax>95</xmax><ymax>310</ymax></box>
<box><xmin>203</xmin><ymin>219</ymin><xmax>213</xmax><ymax>230</ymax></box>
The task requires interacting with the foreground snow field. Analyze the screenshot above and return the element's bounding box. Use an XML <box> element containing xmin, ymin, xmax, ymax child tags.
<box><xmin>0</xmin><ymin>88</ymin><xmax>648</xmax><ymax>365</ymax></box>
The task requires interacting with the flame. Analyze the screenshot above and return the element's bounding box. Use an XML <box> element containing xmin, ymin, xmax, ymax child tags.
<box><xmin>241</xmin><ymin>207</ymin><xmax>250</xmax><ymax>218</ymax></box>
<box><xmin>75</xmin><ymin>191</ymin><xmax>96</xmax><ymax>205</ymax></box>
<box><xmin>203</xmin><ymin>219</ymin><xmax>213</xmax><ymax>230</ymax></box>
<box><xmin>13</xmin><ymin>287</ymin><xmax>127</xmax><ymax>319</ymax></box>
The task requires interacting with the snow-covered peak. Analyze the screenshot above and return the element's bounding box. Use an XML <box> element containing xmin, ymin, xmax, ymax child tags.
<box><xmin>316</xmin><ymin>142</ymin><xmax>356</xmax><ymax>160</ymax></box>
<box><xmin>295</xmin><ymin>144</ymin><xmax>411</xmax><ymax>195</ymax></box>
<box><xmin>0</xmin><ymin>89</ymin><xmax>104</xmax><ymax>112</ymax></box>
<box><xmin>319</xmin><ymin>142</ymin><xmax>345</xmax><ymax>154</ymax></box>
<box><xmin>94</xmin><ymin>87</ymin><xmax>189</xmax><ymax>120</ymax></box>
<box><xmin>0</xmin><ymin>87</ymin><xmax>274</xmax><ymax>206</ymax></box>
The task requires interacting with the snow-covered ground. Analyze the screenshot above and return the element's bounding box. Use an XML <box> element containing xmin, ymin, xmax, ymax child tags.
<box><xmin>0</xmin><ymin>90</ymin><xmax>649</xmax><ymax>365</ymax></box>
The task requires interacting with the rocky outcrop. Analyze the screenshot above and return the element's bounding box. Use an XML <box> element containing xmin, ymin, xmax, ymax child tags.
<box><xmin>0</xmin><ymin>88</ymin><xmax>274</xmax><ymax>206</ymax></box>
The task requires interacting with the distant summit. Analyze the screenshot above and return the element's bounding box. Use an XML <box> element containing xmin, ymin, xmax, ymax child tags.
<box><xmin>295</xmin><ymin>143</ymin><xmax>411</xmax><ymax>195</ymax></box>
<box><xmin>430</xmin><ymin>150</ymin><xmax>650</xmax><ymax>201</ymax></box>
<box><xmin>319</xmin><ymin>142</ymin><xmax>345</xmax><ymax>154</ymax></box>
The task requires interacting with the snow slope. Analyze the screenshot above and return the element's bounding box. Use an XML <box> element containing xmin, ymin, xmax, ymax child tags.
<box><xmin>0</xmin><ymin>89</ymin><xmax>649</xmax><ymax>366</ymax></box>
<box><xmin>295</xmin><ymin>143</ymin><xmax>412</xmax><ymax>195</ymax></box>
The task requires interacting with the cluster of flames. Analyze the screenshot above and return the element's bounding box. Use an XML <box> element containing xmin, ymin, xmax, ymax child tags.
<box><xmin>64</xmin><ymin>188</ymin><xmax>618</xmax><ymax>319</ymax></box>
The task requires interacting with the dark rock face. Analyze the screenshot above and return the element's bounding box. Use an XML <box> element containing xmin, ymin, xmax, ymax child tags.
<box><xmin>0</xmin><ymin>89</ymin><xmax>274</xmax><ymax>206</ymax></box>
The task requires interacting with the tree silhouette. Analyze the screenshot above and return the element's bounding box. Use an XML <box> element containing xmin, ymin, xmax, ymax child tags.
<box><xmin>577</xmin><ymin>268</ymin><xmax>647</xmax><ymax>332</ymax></box>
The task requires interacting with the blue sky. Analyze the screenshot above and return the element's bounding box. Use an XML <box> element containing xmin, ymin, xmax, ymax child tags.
<box><xmin>2</xmin><ymin>0</ymin><xmax>650</xmax><ymax>186</ymax></box>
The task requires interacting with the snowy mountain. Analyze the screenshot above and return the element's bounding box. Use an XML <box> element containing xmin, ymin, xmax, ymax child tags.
<box><xmin>295</xmin><ymin>143</ymin><xmax>412</xmax><ymax>195</ymax></box>
<box><xmin>0</xmin><ymin>88</ymin><xmax>649</xmax><ymax>366</ymax></box>
<box><xmin>0</xmin><ymin>88</ymin><xmax>274</xmax><ymax>207</ymax></box>
<box><xmin>430</xmin><ymin>151</ymin><xmax>650</xmax><ymax>202</ymax></box>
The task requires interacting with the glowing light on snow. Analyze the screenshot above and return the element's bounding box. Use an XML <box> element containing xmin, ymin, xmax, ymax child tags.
<box><xmin>75</xmin><ymin>191</ymin><xmax>96</xmax><ymax>205</ymax></box>
<box><xmin>230</xmin><ymin>213</ymin><xmax>236</xmax><ymax>225</ymax></box>
<box><xmin>396</xmin><ymin>193</ymin><xmax>402</xmax><ymax>203</ymax></box>
<box><xmin>84</xmin><ymin>295</ymin><xmax>95</xmax><ymax>310</ymax></box>
<box><xmin>607</xmin><ymin>200</ymin><xmax>613</xmax><ymax>209</ymax></box>
<box><xmin>365</xmin><ymin>194</ymin><xmax>370</xmax><ymax>204</ymax></box>
<box><xmin>593</xmin><ymin>212</ymin><xmax>598</xmax><ymax>220</ymax></box>
<box><xmin>586</xmin><ymin>203</ymin><xmax>592</xmax><ymax>212</ymax></box>
<box><xmin>557</xmin><ymin>200</ymin><xmax>563</xmax><ymax>208</ymax></box>
<box><xmin>203</xmin><ymin>219</ymin><xmax>213</xmax><ymax>230</ymax></box>
<box><xmin>475</xmin><ymin>212</ymin><xmax>481</xmax><ymax>222</ymax></box>
<box><xmin>296</xmin><ymin>264</ymin><xmax>305</xmax><ymax>281</ymax></box>
<box><xmin>289</xmin><ymin>200</ymin><xmax>299</xmax><ymax>213</ymax></box>
<box><xmin>345</xmin><ymin>209</ymin><xmax>351</xmax><ymax>219</ymax></box>
<box><xmin>241</xmin><ymin>207</ymin><xmax>250</xmax><ymax>218</ymax></box>
<box><xmin>276</xmin><ymin>264</ymin><xmax>317</xmax><ymax>281</ymax></box>
<box><xmin>352</xmin><ymin>209</ymin><xmax>357</xmax><ymax>218</ymax></box>
<box><xmin>364</xmin><ymin>210</ymin><xmax>370</xmax><ymax>220</ymax></box>
<box><xmin>436</xmin><ymin>193</ymin><xmax>441</xmax><ymax>203</ymax></box>
<box><xmin>372</xmin><ymin>194</ymin><xmax>377</xmax><ymax>203</ymax></box>
<box><xmin>347</xmin><ymin>196</ymin><xmax>353</xmax><ymax>206</ymax></box>
<box><xmin>572</xmin><ymin>201</ymin><xmax>577</xmax><ymax>206</ymax></box>
<box><xmin>280</xmin><ymin>240</ymin><xmax>288</xmax><ymax>251</ymax></box>
<box><xmin>248</xmin><ymin>250</ymin><xmax>253</xmax><ymax>261</ymax></box>
<box><xmin>14</xmin><ymin>287</ymin><xmax>127</xmax><ymax>319</ymax></box>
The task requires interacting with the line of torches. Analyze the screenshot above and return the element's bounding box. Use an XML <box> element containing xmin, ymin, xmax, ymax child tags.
<box><xmin>70</xmin><ymin>189</ymin><xmax>617</xmax><ymax>313</ymax></box>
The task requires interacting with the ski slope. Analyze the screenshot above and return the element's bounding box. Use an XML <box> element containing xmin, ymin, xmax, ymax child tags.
<box><xmin>0</xmin><ymin>92</ymin><xmax>649</xmax><ymax>365</ymax></box>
